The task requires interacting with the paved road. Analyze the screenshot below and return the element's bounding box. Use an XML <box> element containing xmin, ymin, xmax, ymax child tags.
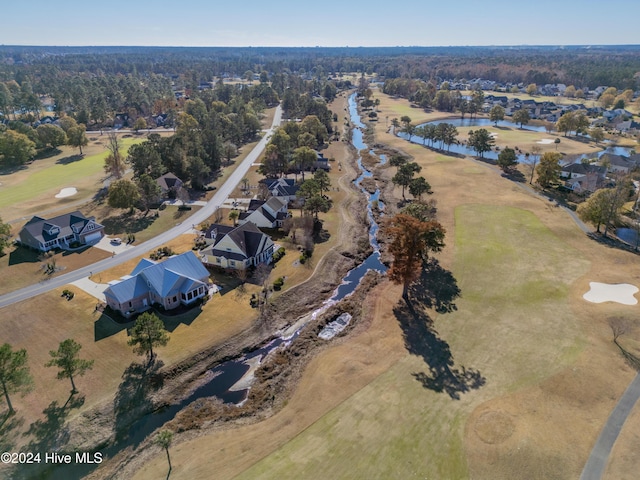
<box><xmin>0</xmin><ymin>106</ymin><xmax>282</xmax><ymax>310</ymax></box>
<box><xmin>580</xmin><ymin>372</ymin><xmax>640</xmax><ymax>480</ymax></box>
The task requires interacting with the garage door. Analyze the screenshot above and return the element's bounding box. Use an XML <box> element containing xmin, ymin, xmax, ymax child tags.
<box><xmin>84</xmin><ymin>232</ymin><xmax>103</xmax><ymax>243</ymax></box>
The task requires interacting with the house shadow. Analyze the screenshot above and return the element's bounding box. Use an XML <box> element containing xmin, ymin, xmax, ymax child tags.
<box><xmin>8</xmin><ymin>246</ymin><xmax>40</xmax><ymax>266</ymax></box>
<box><xmin>113</xmin><ymin>360</ymin><xmax>164</xmax><ymax>441</ymax></box>
<box><xmin>95</xmin><ymin>311</ymin><xmax>131</xmax><ymax>341</ymax></box>
<box><xmin>62</xmin><ymin>245</ymin><xmax>91</xmax><ymax>256</ymax></box>
<box><xmin>393</xmin><ymin>301</ymin><xmax>485</xmax><ymax>400</ymax></box>
<box><xmin>155</xmin><ymin>305</ymin><xmax>201</xmax><ymax>332</ymax></box>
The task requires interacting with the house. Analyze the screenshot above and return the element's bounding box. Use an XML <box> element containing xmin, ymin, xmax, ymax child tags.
<box><xmin>104</xmin><ymin>251</ymin><xmax>210</xmax><ymax>317</ymax></box>
<box><xmin>313</xmin><ymin>151</ymin><xmax>330</xmax><ymax>172</ymax></box>
<box><xmin>200</xmin><ymin>222</ymin><xmax>275</xmax><ymax>270</ymax></box>
<box><xmin>238</xmin><ymin>197</ymin><xmax>289</xmax><ymax>229</ymax></box>
<box><xmin>18</xmin><ymin>211</ymin><xmax>105</xmax><ymax>252</ymax></box>
<box><xmin>560</xmin><ymin>163</ymin><xmax>607</xmax><ymax>193</ymax></box>
<box><xmin>156</xmin><ymin>172</ymin><xmax>184</xmax><ymax>198</ymax></box>
<box><xmin>600</xmin><ymin>153</ymin><xmax>638</xmax><ymax>175</ymax></box>
<box><xmin>261</xmin><ymin>177</ymin><xmax>299</xmax><ymax>203</ymax></box>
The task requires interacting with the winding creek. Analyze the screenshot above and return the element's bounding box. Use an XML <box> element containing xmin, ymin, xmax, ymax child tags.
<box><xmin>49</xmin><ymin>92</ymin><xmax>387</xmax><ymax>479</ymax></box>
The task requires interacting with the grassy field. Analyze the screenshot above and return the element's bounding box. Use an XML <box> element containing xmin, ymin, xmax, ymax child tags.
<box><xmin>128</xmin><ymin>90</ymin><xmax>640</xmax><ymax>480</ymax></box>
<box><xmin>230</xmin><ymin>205</ymin><xmax>590</xmax><ymax>480</ymax></box>
<box><xmin>0</xmin><ymin>137</ymin><xmax>142</xmax><ymax>222</ymax></box>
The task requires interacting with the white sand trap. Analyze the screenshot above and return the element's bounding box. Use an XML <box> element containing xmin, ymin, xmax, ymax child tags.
<box><xmin>536</xmin><ymin>138</ymin><xmax>554</xmax><ymax>144</ymax></box>
<box><xmin>55</xmin><ymin>187</ymin><xmax>78</xmax><ymax>198</ymax></box>
<box><xmin>583</xmin><ymin>282</ymin><xmax>638</xmax><ymax>305</ymax></box>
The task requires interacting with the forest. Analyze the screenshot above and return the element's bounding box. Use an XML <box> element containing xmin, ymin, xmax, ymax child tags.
<box><xmin>1</xmin><ymin>45</ymin><xmax>639</xmax><ymax>171</ymax></box>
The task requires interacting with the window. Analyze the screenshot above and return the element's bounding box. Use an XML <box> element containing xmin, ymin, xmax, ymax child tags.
<box><xmin>230</xmin><ymin>260</ymin><xmax>235</xmax><ymax>267</ymax></box>
<box><xmin>173</xmin><ymin>296</ymin><xmax>177</xmax><ymax>303</ymax></box>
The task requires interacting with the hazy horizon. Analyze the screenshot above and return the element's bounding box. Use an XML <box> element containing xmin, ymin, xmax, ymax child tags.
<box><xmin>3</xmin><ymin>0</ymin><xmax>639</xmax><ymax>48</ymax></box>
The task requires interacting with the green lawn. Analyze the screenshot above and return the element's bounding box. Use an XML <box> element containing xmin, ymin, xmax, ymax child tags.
<box><xmin>0</xmin><ymin>138</ymin><xmax>141</xmax><ymax>211</ymax></box>
<box><xmin>235</xmin><ymin>205</ymin><xmax>590</xmax><ymax>480</ymax></box>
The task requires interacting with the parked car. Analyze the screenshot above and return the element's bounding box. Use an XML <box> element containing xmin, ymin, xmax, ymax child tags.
<box><xmin>110</xmin><ymin>238</ymin><xmax>122</xmax><ymax>245</ymax></box>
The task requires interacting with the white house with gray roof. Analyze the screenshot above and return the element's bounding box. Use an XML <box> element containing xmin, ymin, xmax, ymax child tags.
<box><xmin>103</xmin><ymin>251</ymin><xmax>210</xmax><ymax>317</ymax></box>
<box><xmin>18</xmin><ymin>211</ymin><xmax>104</xmax><ymax>252</ymax></box>
<box><xmin>200</xmin><ymin>222</ymin><xmax>274</xmax><ymax>270</ymax></box>
<box><xmin>238</xmin><ymin>197</ymin><xmax>289</xmax><ymax>229</ymax></box>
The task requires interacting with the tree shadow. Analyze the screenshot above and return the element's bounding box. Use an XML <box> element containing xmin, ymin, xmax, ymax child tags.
<box><xmin>55</xmin><ymin>154</ymin><xmax>84</xmax><ymax>165</ymax></box>
<box><xmin>23</xmin><ymin>394</ymin><xmax>85</xmax><ymax>453</ymax></box>
<box><xmin>394</xmin><ymin>261</ymin><xmax>484</xmax><ymax>399</ymax></box>
<box><xmin>34</xmin><ymin>147</ymin><xmax>63</xmax><ymax>160</ymax></box>
<box><xmin>101</xmin><ymin>212</ymin><xmax>157</xmax><ymax>235</ymax></box>
<box><xmin>113</xmin><ymin>360</ymin><xmax>164</xmax><ymax>441</ymax></box>
<box><xmin>408</xmin><ymin>258</ymin><xmax>460</xmax><ymax>314</ymax></box>
<box><xmin>0</xmin><ymin>412</ymin><xmax>25</xmax><ymax>452</ymax></box>
<box><xmin>501</xmin><ymin>169</ymin><xmax>526</xmax><ymax>183</ymax></box>
<box><xmin>393</xmin><ymin>301</ymin><xmax>485</xmax><ymax>400</ymax></box>
<box><xmin>614</xmin><ymin>340</ymin><xmax>640</xmax><ymax>371</ymax></box>
<box><xmin>0</xmin><ymin>164</ymin><xmax>28</xmax><ymax>175</ymax></box>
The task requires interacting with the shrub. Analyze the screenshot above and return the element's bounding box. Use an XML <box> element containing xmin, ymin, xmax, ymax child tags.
<box><xmin>273</xmin><ymin>277</ymin><xmax>284</xmax><ymax>291</ymax></box>
<box><xmin>272</xmin><ymin>247</ymin><xmax>286</xmax><ymax>264</ymax></box>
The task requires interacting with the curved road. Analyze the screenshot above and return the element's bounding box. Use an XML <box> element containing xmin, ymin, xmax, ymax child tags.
<box><xmin>0</xmin><ymin>105</ymin><xmax>282</xmax><ymax>310</ymax></box>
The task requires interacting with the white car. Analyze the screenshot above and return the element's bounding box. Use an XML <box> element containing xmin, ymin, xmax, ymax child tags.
<box><xmin>110</xmin><ymin>238</ymin><xmax>122</xmax><ymax>245</ymax></box>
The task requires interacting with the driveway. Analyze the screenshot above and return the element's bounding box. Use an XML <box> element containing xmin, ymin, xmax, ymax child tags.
<box><xmin>93</xmin><ymin>235</ymin><xmax>137</xmax><ymax>255</ymax></box>
<box><xmin>70</xmin><ymin>277</ymin><xmax>108</xmax><ymax>302</ymax></box>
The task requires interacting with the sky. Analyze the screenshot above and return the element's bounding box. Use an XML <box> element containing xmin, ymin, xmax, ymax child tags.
<box><xmin>2</xmin><ymin>0</ymin><xmax>639</xmax><ymax>47</ymax></box>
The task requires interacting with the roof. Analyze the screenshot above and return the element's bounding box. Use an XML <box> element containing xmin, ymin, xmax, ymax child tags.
<box><xmin>562</xmin><ymin>163</ymin><xmax>607</xmax><ymax>176</ymax></box>
<box><xmin>20</xmin><ymin>211</ymin><xmax>102</xmax><ymax>244</ymax></box>
<box><xmin>104</xmin><ymin>275</ymin><xmax>149</xmax><ymax>304</ymax></box>
<box><xmin>156</xmin><ymin>172</ymin><xmax>183</xmax><ymax>191</ymax></box>
<box><xmin>225</xmin><ymin>222</ymin><xmax>267</xmax><ymax>258</ymax></box>
<box><xmin>202</xmin><ymin>222</ymin><xmax>273</xmax><ymax>260</ymax></box>
<box><xmin>265</xmin><ymin>196</ymin><xmax>287</xmax><ymax>212</ymax></box>
<box><xmin>104</xmin><ymin>251</ymin><xmax>209</xmax><ymax>304</ymax></box>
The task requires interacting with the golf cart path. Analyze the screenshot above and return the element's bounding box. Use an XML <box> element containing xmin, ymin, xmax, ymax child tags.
<box><xmin>579</xmin><ymin>372</ymin><xmax>640</xmax><ymax>480</ymax></box>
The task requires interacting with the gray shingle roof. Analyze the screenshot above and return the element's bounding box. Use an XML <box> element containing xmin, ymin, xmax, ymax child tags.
<box><xmin>20</xmin><ymin>211</ymin><xmax>102</xmax><ymax>244</ymax></box>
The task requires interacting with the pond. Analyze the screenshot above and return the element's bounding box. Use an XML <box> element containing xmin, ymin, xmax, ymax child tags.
<box><xmin>398</xmin><ymin>118</ymin><xmax>635</xmax><ymax>163</ymax></box>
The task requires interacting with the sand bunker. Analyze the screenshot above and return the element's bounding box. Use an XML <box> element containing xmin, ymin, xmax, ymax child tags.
<box><xmin>583</xmin><ymin>282</ymin><xmax>638</xmax><ymax>305</ymax></box>
<box><xmin>55</xmin><ymin>187</ymin><xmax>78</xmax><ymax>198</ymax></box>
<box><xmin>536</xmin><ymin>138</ymin><xmax>554</xmax><ymax>144</ymax></box>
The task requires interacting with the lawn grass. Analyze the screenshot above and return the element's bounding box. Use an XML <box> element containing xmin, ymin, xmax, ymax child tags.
<box><xmin>454</xmin><ymin>124</ymin><xmax>602</xmax><ymax>157</ymax></box>
<box><xmin>231</xmin><ymin>205</ymin><xmax>590</xmax><ymax>480</ymax></box>
<box><xmin>0</xmin><ymin>137</ymin><xmax>142</xmax><ymax>222</ymax></box>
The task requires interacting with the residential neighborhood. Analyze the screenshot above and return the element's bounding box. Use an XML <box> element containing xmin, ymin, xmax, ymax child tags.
<box><xmin>1</xmin><ymin>39</ymin><xmax>640</xmax><ymax>480</ymax></box>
